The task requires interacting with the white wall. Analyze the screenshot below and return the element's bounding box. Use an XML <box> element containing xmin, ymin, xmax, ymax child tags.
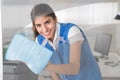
<box><xmin>2</xmin><ymin>5</ymin><xmax>32</xmax><ymax>28</ymax></box>
<box><xmin>116</xmin><ymin>0</ymin><xmax>120</xmax><ymax>49</ymax></box>
<box><xmin>56</xmin><ymin>2</ymin><xmax>117</xmax><ymax>25</ymax></box>
<box><xmin>2</xmin><ymin>0</ymin><xmax>117</xmax><ymax>28</ymax></box>
<box><xmin>2</xmin><ymin>5</ymin><xmax>33</xmax><ymax>43</ymax></box>
<box><xmin>0</xmin><ymin>0</ymin><xmax>3</xmax><ymax>80</ymax></box>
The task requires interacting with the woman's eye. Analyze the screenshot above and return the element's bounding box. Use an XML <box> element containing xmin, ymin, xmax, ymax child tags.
<box><xmin>35</xmin><ymin>24</ymin><xmax>41</xmax><ymax>27</ymax></box>
<box><xmin>45</xmin><ymin>21</ymin><xmax>50</xmax><ymax>24</ymax></box>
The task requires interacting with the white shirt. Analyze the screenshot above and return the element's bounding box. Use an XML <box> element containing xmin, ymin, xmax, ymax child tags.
<box><xmin>52</xmin><ymin>23</ymin><xmax>84</xmax><ymax>49</ymax></box>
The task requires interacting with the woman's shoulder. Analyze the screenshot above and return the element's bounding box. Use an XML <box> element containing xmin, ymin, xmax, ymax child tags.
<box><xmin>59</xmin><ymin>22</ymin><xmax>81</xmax><ymax>36</ymax></box>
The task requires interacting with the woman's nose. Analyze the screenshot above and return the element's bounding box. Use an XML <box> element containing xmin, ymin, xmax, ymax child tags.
<box><xmin>41</xmin><ymin>25</ymin><xmax>47</xmax><ymax>32</ymax></box>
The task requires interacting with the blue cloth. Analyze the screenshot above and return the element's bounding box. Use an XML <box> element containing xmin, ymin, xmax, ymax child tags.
<box><xmin>50</xmin><ymin>23</ymin><xmax>102</xmax><ymax>80</ymax></box>
<box><xmin>5</xmin><ymin>34</ymin><xmax>53</xmax><ymax>74</ymax></box>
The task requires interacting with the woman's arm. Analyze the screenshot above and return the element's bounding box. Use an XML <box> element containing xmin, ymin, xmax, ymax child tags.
<box><xmin>45</xmin><ymin>41</ymin><xmax>81</xmax><ymax>75</ymax></box>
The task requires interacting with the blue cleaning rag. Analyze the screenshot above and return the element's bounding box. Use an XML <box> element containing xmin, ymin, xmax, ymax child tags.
<box><xmin>5</xmin><ymin>34</ymin><xmax>53</xmax><ymax>74</ymax></box>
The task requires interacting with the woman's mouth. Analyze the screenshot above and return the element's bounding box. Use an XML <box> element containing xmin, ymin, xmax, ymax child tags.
<box><xmin>43</xmin><ymin>30</ymin><xmax>51</xmax><ymax>37</ymax></box>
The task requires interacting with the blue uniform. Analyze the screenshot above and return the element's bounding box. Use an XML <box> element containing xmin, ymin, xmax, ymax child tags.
<box><xmin>37</xmin><ymin>23</ymin><xmax>102</xmax><ymax>80</ymax></box>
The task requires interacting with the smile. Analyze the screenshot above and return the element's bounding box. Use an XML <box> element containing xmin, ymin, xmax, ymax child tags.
<box><xmin>43</xmin><ymin>30</ymin><xmax>51</xmax><ymax>37</ymax></box>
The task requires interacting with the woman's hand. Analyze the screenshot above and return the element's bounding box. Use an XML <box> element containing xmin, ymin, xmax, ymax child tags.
<box><xmin>50</xmin><ymin>72</ymin><xmax>61</xmax><ymax>80</ymax></box>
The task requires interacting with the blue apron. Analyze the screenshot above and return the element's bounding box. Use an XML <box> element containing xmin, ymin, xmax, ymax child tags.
<box><xmin>49</xmin><ymin>23</ymin><xmax>102</xmax><ymax>80</ymax></box>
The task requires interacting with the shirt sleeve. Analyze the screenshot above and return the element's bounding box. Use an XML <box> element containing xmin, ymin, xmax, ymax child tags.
<box><xmin>68</xmin><ymin>26</ymin><xmax>84</xmax><ymax>44</ymax></box>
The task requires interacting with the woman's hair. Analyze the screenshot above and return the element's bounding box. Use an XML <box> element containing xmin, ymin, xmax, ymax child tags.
<box><xmin>31</xmin><ymin>3</ymin><xmax>56</xmax><ymax>39</ymax></box>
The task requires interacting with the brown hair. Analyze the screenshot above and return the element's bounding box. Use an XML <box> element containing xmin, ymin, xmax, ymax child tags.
<box><xmin>31</xmin><ymin>3</ymin><xmax>56</xmax><ymax>39</ymax></box>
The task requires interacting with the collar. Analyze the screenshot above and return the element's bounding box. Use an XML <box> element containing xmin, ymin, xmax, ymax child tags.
<box><xmin>53</xmin><ymin>22</ymin><xmax>60</xmax><ymax>43</ymax></box>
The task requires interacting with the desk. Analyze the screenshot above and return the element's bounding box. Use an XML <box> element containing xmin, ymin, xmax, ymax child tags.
<box><xmin>93</xmin><ymin>52</ymin><xmax>120</xmax><ymax>80</ymax></box>
<box><xmin>38</xmin><ymin>52</ymin><xmax>120</xmax><ymax>80</ymax></box>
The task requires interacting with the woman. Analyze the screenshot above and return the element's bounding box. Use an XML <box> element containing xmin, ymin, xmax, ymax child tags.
<box><xmin>31</xmin><ymin>3</ymin><xmax>102</xmax><ymax>80</ymax></box>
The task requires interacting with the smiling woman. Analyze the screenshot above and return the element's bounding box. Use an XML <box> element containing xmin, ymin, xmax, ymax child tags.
<box><xmin>30</xmin><ymin>3</ymin><xmax>102</xmax><ymax>80</ymax></box>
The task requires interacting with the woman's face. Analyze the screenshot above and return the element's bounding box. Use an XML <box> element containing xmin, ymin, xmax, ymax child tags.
<box><xmin>34</xmin><ymin>15</ymin><xmax>56</xmax><ymax>41</ymax></box>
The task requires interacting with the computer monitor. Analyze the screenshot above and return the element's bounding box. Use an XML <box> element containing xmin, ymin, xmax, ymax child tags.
<box><xmin>94</xmin><ymin>33</ymin><xmax>112</xmax><ymax>58</ymax></box>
